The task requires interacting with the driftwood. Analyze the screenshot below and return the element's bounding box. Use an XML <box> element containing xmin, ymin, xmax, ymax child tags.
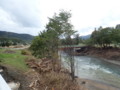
<box><xmin>26</xmin><ymin>58</ymin><xmax>53</xmax><ymax>74</ymax></box>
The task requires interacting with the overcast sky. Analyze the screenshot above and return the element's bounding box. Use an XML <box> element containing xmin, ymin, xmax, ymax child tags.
<box><xmin>0</xmin><ymin>0</ymin><xmax>120</xmax><ymax>36</ymax></box>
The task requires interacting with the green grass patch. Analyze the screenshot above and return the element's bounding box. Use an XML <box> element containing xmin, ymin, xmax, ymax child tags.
<box><xmin>0</xmin><ymin>48</ymin><xmax>29</xmax><ymax>71</ymax></box>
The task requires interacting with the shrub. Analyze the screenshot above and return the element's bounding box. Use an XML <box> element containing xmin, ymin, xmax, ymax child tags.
<box><xmin>21</xmin><ymin>49</ymin><xmax>31</xmax><ymax>55</ymax></box>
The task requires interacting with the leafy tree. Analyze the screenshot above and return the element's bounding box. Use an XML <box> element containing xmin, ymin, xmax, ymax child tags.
<box><xmin>72</xmin><ymin>34</ymin><xmax>80</xmax><ymax>45</ymax></box>
<box><xmin>115</xmin><ymin>24</ymin><xmax>120</xmax><ymax>29</ymax></box>
<box><xmin>0</xmin><ymin>37</ymin><xmax>26</xmax><ymax>47</ymax></box>
<box><xmin>111</xmin><ymin>29</ymin><xmax>120</xmax><ymax>46</ymax></box>
<box><xmin>99</xmin><ymin>27</ymin><xmax>113</xmax><ymax>47</ymax></box>
<box><xmin>30</xmin><ymin>10</ymin><xmax>75</xmax><ymax>58</ymax></box>
<box><xmin>30</xmin><ymin>36</ymin><xmax>47</xmax><ymax>58</ymax></box>
<box><xmin>91</xmin><ymin>28</ymin><xmax>100</xmax><ymax>46</ymax></box>
<box><xmin>90</xmin><ymin>26</ymin><xmax>120</xmax><ymax>48</ymax></box>
<box><xmin>30</xmin><ymin>10</ymin><xmax>76</xmax><ymax>80</ymax></box>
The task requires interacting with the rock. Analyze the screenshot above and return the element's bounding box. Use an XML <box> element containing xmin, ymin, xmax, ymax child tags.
<box><xmin>0</xmin><ymin>69</ymin><xmax>3</xmax><ymax>72</ymax></box>
<box><xmin>81</xmin><ymin>81</ymin><xmax>86</xmax><ymax>84</ymax></box>
<box><xmin>8</xmin><ymin>82</ymin><xmax>20</xmax><ymax>90</ymax></box>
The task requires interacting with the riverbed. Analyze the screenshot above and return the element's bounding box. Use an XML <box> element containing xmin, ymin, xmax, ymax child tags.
<box><xmin>60</xmin><ymin>52</ymin><xmax>120</xmax><ymax>88</ymax></box>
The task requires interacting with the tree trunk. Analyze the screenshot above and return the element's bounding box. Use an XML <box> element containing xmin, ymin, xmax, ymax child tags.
<box><xmin>70</xmin><ymin>55</ymin><xmax>75</xmax><ymax>81</ymax></box>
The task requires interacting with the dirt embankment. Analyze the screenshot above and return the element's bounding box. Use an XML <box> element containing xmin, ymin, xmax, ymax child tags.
<box><xmin>0</xmin><ymin>65</ymin><xmax>32</xmax><ymax>90</ymax></box>
<box><xmin>0</xmin><ymin>57</ymin><xmax>80</xmax><ymax>90</ymax></box>
<box><xmin>25</xmin><ymin>57</ymin><xmax>80</xmax><ymax>90</ymax></box>
<box><xmin>1</xmin><ymin>47</ymin><xmax>120</xmax><ymax>90</ymax></box>
<box><xmin>75</xmin><ymin>46</ymin><xmax>120</xmax><ymax>61</ymax></box>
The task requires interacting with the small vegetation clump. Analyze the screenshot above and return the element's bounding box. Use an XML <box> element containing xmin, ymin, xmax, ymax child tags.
<box><xmin>3</xmin><ymin>50</ymin><xmax>16</xmax><ymax>54</ymax></box>
<box><xmin>21</xmin><ymin>49</ymin><xmax>31</xmax><ymax>55</ymax></box>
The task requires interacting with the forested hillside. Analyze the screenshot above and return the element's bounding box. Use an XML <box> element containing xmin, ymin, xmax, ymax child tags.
<box><xmin>0</xmin><ymin>31</ymin><xmax>34</xmax><ymax>41</ymax></box>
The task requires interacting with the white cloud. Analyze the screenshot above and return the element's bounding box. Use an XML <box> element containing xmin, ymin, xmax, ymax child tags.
<box><xmin>0</xmin><ymin>0</ymin><xmax>120</xmax><ymax>35</ymax></box>
<box><xmin>0</xmin><ymin>0</ymin><xmax>42</xmax><ymax>35</ymax></box>
<box><xmin>0</xmin><ymin>7</ymin><xmax>18</xmax><ymax>27</ymax></box>
<box><xmin>38</xmin><ymin>0</ymin><xmax>120</xmax><ymax>35</ymax></box>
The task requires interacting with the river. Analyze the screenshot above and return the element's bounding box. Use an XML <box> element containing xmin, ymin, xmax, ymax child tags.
<box><xmin>60</xmin><ymin>51</ymin><xmax>120</xmax><ymax>88</ymax></box>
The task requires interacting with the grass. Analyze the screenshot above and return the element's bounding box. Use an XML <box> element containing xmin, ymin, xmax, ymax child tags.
<box><xmin>0</xmin><ymin>48</ymin><xmax>29</xmax><ymax>71</ymax></box>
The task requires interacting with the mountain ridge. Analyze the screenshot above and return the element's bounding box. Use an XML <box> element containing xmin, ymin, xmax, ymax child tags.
<box><xmin>0</xmin><ymin>31</ymin><xmax>34</xmax><ymax>41</ymax></box>
<box><xmin>80</xmin><ymin>34</ymin><xmax>91</xmax><ymax>39</ymax></box>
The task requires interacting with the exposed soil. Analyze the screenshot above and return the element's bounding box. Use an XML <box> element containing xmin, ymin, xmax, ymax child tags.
<box><xmin>3</xmin><ymin>50</ymin><xmax>16</xmax><ymax>54</ymax></box>
<box><xmin>1</xmin><ymin>63</ymin><xmax>120</xmax><ymax>90</ymax></box>
<box><xmin>75</xmin><ymin>46</ymin><xmax>120</xmax><ymax>61</ymax></box>
<box><xmin>77</xmin><ymin>78</ymin><xmax>120</xmax><ymax>90</ymax></box>
<box><xmin>0</xmin><ymin>57</ymin><xmax>80</xmax><ymax>90</ymax></box>
<box><xmin>25</xmin><ymin>58</ymin><xmax>80</xmax><ymax>90</ymax></box>
<box><xmin>0</xmin><ymin>65</ymin><xmax>32</xmax><ymax>90</ymax></box>
<box><xmin>62</xmin><ymin>46</ymin><xmax>120</xmax><ymax>90</ymax></box>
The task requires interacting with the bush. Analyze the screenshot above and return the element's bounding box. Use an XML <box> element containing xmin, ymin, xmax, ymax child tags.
<box><xmin>21</xmin><ymin>49</ymin><xmax>31</xmax><ymax>55</ymax></box>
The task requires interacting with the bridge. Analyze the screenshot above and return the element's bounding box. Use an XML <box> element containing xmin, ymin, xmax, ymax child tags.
<box><xmin>59</xmin><ymin>45</ymin><xmax>88</xmax><ymax>53</ymax></box>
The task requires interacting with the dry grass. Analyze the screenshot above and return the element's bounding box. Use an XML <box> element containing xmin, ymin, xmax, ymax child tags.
<box><xmin>26</xmin><ymin>58</ymin><xmax>80</xmax><ymax>90</ymax></box>
<box><xmin>40</xmin><ymin>72</ymin><xmax>79</xmax><ymax>90</ymax></box>
<box><xmin>28</xmin><ymin>72</ymin><xmax>80</xmax><ymax>90</ymax></box>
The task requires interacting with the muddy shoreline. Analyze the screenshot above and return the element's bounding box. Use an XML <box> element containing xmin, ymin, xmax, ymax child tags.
<box><xmin>78</xmin><ymin>78</ymin><xmax>120</xmax><ymax>90</ymax></box>
<box><xmin>73</xmin><ymin>47</ymin><xmax>120</xmax><ymax>90</ymax></box>
<box><xmin>75</xmin><ymin>47</ymin><xmax>120</xmax><ymax>64</ymax></box>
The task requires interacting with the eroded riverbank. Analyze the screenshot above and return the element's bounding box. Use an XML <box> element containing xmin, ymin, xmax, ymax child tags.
<box><xmin>61</xmin><ymin>51</ymin><xmax>120</xmax><ymax>89</ymax></box>
<box><xmin>75</xmin><ymin>47</ymin><xmax>120</xmax><ymax>64</ymax></box>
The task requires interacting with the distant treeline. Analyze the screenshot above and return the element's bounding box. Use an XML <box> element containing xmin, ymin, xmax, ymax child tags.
<box><xmin>86</xmin><ymin>24</ymin><xmax>120</xmax><ymax>48</ymax></box>
<box><xmin>0</xmin><ymin>31</ymin><xmax>34</xmax><ymax>41</ymax></box>
<box><xmin>0</xmin><ymin>37</ymin><xmax>26</xmax><ymax>47</ymax></box>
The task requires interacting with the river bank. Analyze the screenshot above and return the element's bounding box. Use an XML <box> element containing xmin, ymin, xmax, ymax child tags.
<box><xmin>77</xmin><ymin>78</ymin><xmax>120</xmax><ymax>90</ymax></box>
<box><xmin>75</xmin><ymin>47</ymin><xmax>120</xmax><ymax>64</ymax></box>
<box><xmin>61</xmin><ymin>48</ymin><xmax>120</xmax><ymax>90</ymax></box>
<box><xmin>1</xmin><ymin>47</ymin><xmax>120</xmax><ymax>90</ymax></box>
<box><xmin>27</xmin><ymin>56</ymin><xmax>120</xmax><ymax>90</ymax></box>
<box><xmin>0</xmin><ymin>48</ymin><xmax>80</xmax><ymax>90</ymax></box>
<box><xmin>74</xmin><ymin>47</ymin><xmax>120</xmax><ymax>90</ymax></box>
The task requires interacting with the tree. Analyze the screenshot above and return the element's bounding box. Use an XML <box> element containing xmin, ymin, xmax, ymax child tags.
<box><xmin>115</xmin><ymin>24</ymin><xmax>120</xmax><ymax>29</ymax></box>
<box><xmin>99</xmin><ymin>27</ymin><xmax>113</xmax><ymax>47</ymax></box>
<box><xmin>30</xmin><ymin>10</ymin><xmax>76</xmax><ymax>80</ymax></box>
<box><xmin>74</xmin><ymin>34</ymin><xmax>80</xmax><ymax>45</ymax></box>
<box><xmin>30</xmin><ymin>10</ymin><xmax>75</xmax><ymax>58</ymax></box>
<box><xmin>90</xmin><ymin>26</ymin><xmax>120</xmax><ymax>48</ymax></box>
<box><xmin>91</xmin><ymin>28</ymin><xmax>100</xmax><ymax>47</ymax></box>
<box><xmin>30</xmin><ymin>36</ymin><xmax>47</xmax><ymax>58</ymax></box>
<box><xmin>111</xmin><ymin>29</ymin><xmax>120</xmax><ymax>47</ymax></box>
